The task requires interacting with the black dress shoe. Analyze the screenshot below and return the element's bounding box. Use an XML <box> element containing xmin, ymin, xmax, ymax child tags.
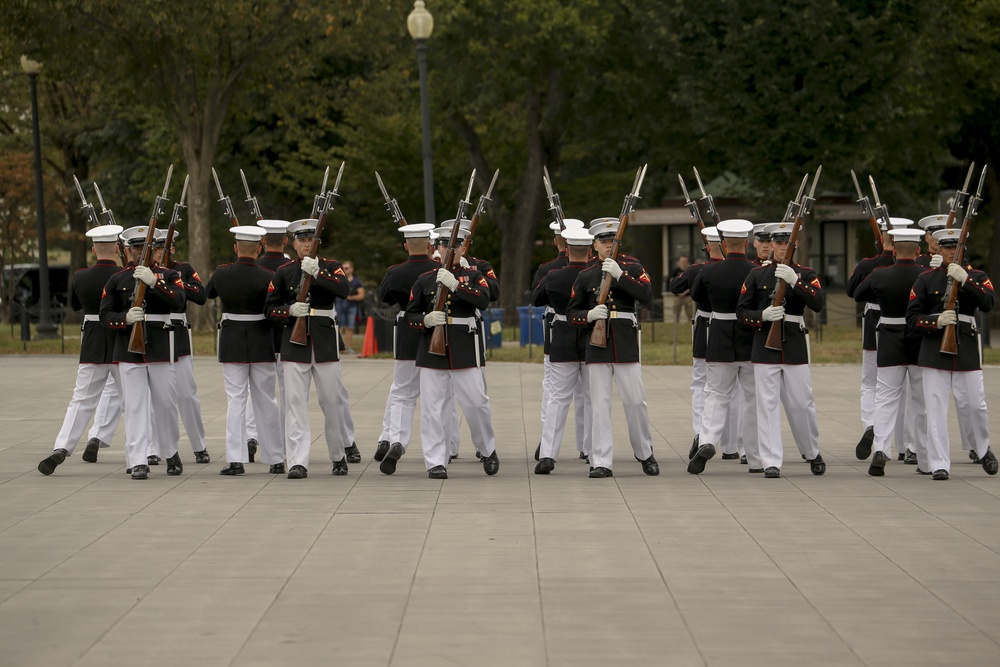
<box><xmin>640</xmin><ymin>455</ymin><xmax>660</xmax><ymax>476</ymax></box>
<box><xmin>969</xmin><ymin>450</ymin><xmax>981</xmax><ymax>464</ymax></box>
<box><xmin>427</xmin><ymin>465</ymin><xmax>448</xmax><ymax>479</ymax></box>
<box><xmin>38</xmin><ymin>448</ymin><xmax>68</xmax><ymax>476</ymax></box>
<box><xmin>687</xmin><ymin>444</ymin><xmax>716</xmax><ymax>475</ymax></box>
<box><xmin>981</xmin><ymin>449</ymin><xmax>998</xmax><ymax>476</ymax></box>
<box><xmin>345</xmin><ymin>443</ymin><xmax>362</xmax><ymax>464</ymax></box>
<box><xmin>748</xmin><ymin>468</ymin><xmax>764</xmax><ymax>474</ymax></box>
<box><xmin>82</xmin><ymin>438</ymin><xmax>100</xmax><ymax>463</ymax></box>
<box><xmin>332</xmin><ymin>458</ymin><xmax>349</xmax><ymax>476</ymax></box>
<box><xmin>916</xmin><ymin>467</ymin><xmax>931</xmax><ymax>475</ymax></box>
<box><xmin>287</xmin><ymin>465</ymin><xmax>308</xmax><ymax>479</ymax></box>
<box><xmin>535</xmin><ymin>458</ymin><xmax>555</xmax><ymax>474</ymax></box>
<box><xmin>247</xmin><ymin>439</ymin><xmax>258</xmax><ymax>463</ymax></box>
<box><xmin>482</xmin><ymin>451</ymin><xmax>500</xmax><ymax>476</ymax></box>
<box><xmin>147</xmin><ymin>455</ymin><xmax>161</xmax><ymax>465</ymax></box>
<box><xmin>166</xmin><ymin>453</ymin><xmax>183</xmax><ymax>476</ymax></box>
<box><xmin>269</xmin><ymin>463</ymin><xmax>286</xmax><ymax>474</ymax></box>
<box><xmin>688</xmin><ymin>435</ymin><xmax>699</xmax><ymax>460</ymax></box>
<box><xmin>721</xmin><ymin>452</ymin><xmax>740</xmax><ymax>460</ymax></box>
<box><xmin>131</xmin><ymin>464</ymin><xmax>149</xmax><ymax>480</ymax></box>
<box><xmin>194</xmin><ymin>449</ymin><xmax>211</xmax><ymax>464</ymax></box>
<box><xmin>219</xmin><ymin>462</ymin><xmax>245</xmax><ymax>476</ymax></box>
<box><xmin>579</xmin><ymin>452</ymin><xmax>590</xmax><ymax>463</ymax></box>
<box><xmin>764</xmin><ymin>467</ymin><xmax>781</xmax><ymax>478</ymax></box>
<box><xmin>855</xmin><ymin>425</ymin><xmax>874</xmax><ymax>460</ymax></box>
<box><xmin>740</xmin><ymin>455</ymin><xmax>748</xmax><ymax>465</ymax></box>
<box><xmin>380</xmin><ymin>443</ymin><xmax>404</xmax><ymax>475</ymax></box>
<box><xmin>374</xmin><ymin>440</ymin><xmax>390</xmax><ymax>461</ymax></box>
<box><xmin>449</xmin><ymin>454</ymin><xmax>458</xmax><ymax>461</ymax></box>
<box><xmin>589</xmin><ymin>466</ymin><xmax>613</xmax><ymax>478</ymax></box>
<box><xmin>932</xmin><ymin>469</ymin><xmax>949</xmax><ymax>480</ymax></box>
<box><xmin>809</xmin><ymin>454</ymin><xmax>826</xmax><ymax>476</ymax></box>
<box><xmin>868</xmin><ymin>451</ymin><xmax>888</xmax><ymax>477</ymax></box>
<box><xmin>904</xmin><ymin>451</ymin><xmax>917</xmax><ymax>465</ymax></box>
<box><xmin>475</xmin><ymin>451</ymin><xmax>482</xmax><ymax>459</ymax></box>
<box><xmin>534</xmin><ymin>443</ymin><xmax>540</xmax><ymax>461</ymax></box>
<box><xmin>897</xmin><ymin>452</ymin><xmax>905</xmax><ymax>461</ymax></box>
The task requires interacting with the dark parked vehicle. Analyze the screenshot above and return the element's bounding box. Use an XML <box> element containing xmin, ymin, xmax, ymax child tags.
<box><xmin>3</xmin><ymin>264</ymin><xmax>70</xmax><ymax>323</ymax></box>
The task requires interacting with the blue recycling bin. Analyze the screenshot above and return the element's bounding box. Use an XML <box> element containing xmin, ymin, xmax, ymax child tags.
<box><xmin>482</xmin><ymin>307</ymin><xmax>504</xmax><ymax>349</ymax></box>
<box><xmin>517</xmin><ymin>305</ymin><xmax>545</xmax><ymax>347</ymax></box>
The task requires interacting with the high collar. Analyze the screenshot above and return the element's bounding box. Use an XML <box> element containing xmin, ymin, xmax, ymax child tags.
<box><xmin>724</xmin><ymin>252</ymin><xmax>747</xmax><ymax>260</ymax></box>
<box><xmin>408</xmin><ymin>254</ymin><xmax>431</xmax><ymax>261</ymax></box>
<box><xmin>236</xmin><ymin>256</ymin><xmax>258</xmax><ymax>266</ymax></box>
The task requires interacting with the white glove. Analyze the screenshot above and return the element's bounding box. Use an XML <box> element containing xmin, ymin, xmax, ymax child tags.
<box><xmin>587</xmin><ymin>304</ymin><xmax>608</xmax><ymax>322</ymax></box>
<box><xmin>929</xmin><ymin>254</ymin><xmax>943</xmax><ymax>269</ymax></box>
<box><xmin>437</xmin><ymin>268</ymin><xmax>459</xmax><ymax>292</ymax></box>
<box><xmin>937</xmin><ymin>310</ymin><xmax>957</xmax><ymax>328</ymax></box>
<box><xmin>774</xmin><ymin>263</ymin><xmax>797</xmax><ymax>286</ymax></box>
<box><xmin>300</xmin><ymin>256</ymin><xmax>320</xmax><ymax>278</ymax></box>
<box><xmin>133</xmin><ymin>265</ymin><xmax>155</xmax><ymax>286</ymax></box>
<box><xmin>761</xmin><ymin>260</ymin><xmax>772</xmax><ymax>267</ymax></box>
<box><xmin>290</xmin><ymin>301</ymin><xmax>310</xmax><ymax>318</ymax></box>
<box><xmin>602</xmin><ymin>257</ymin><xmax>624</xmax><ymax>281</ymax></box>
<box><xmin>423</xmin><ymin>310</ymin><xmax>447</xmax><ymax>327</ymax></box>
<box><xmin>762</xmin><ymin>305</ymin><xmax>785</xmax><ymax>322</ymax></box>
<box><xmin>125</xmin><ymin>307</ymin><xmax>145</xmax><ymax>324</ymax></box>
<box><xmin>432</xmin><ymin>250</ymin><xmax>441</xmax><ymax>261</ymax></box>
<box><xmin>459</xmin><ymin>256</ymin><xmax>470</xmax><ymax>268</ymax></box>
<box><xmin>946</xmin><ymin>262</ymin><xmax>968</xmax><ymax>285</ymax></box>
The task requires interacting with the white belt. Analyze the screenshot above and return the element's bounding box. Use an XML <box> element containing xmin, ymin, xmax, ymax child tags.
<box><xmin>878</xmin><ymin>317</ymin><xmax>906</xmax><ymax>326</ymax></box>
<box><xmin>221</xmin><ymin>313</ymin><xmax>265</xmax><ymax>322</ymax></box>
<box><xmin>710</xmin><ymin>312</ymin><xmax>737</xmax><ymax>321</ymax></box>
<box><xmin>83</xmin><ymin>314</ymin><xmax>101</xmax><ymax>323</ymax></box>
<box><xmin>863</xmin><ymin>303</ymin><xmax>881</xmax><ymax>314</ymax></box>
<box><xmin>308</xmin><ymin>308</ymin><xmax>336</xmax><ymax>319</ymax></box>
<box><xmin>784</xmin><ymin>315</ymin><xmax>805</xmax><ymax>326</ymax></box>
<box><xmin>695</xmin><ymin>309</ymin><xmax>712</xmax><ymax>319</ymax></box>
<box><xmin>552</xmin><ymin>314</ymin><xmax>567</xmax><ymax>322</ymax></box>
<box><xmin>171</xmin><ymin>312</ymin><xmax>188</xmax><ymax>323</ymax></box>
<box><xmin>608</xmin><ymin>311</ymin><xmax>637</xmax><ymax>322</ymax></box>
<box><xmin>396</xmin><ymin>311</ymin><xmax>406</xmax><ymax>320</ymax></box>
<box><xmin>930</xmin><ymin>313</ymin><xmax>977</xmax><ymax>326</ymax></box>
<box><xmin>144</xmin><ymin>314</ymin><xmax>172</xmax><ymax>324</ymax></box>
<box><xmin>446</xmin><ymin>316</ymin><xmax>477</xmax><ymax>326</ymax></box>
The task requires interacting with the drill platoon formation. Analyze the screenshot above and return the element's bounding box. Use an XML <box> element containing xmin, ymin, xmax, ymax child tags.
<box><xmin>36</xmin><ymin>163</ymin><xmax>997</xmax><ymax>482</ymax></box>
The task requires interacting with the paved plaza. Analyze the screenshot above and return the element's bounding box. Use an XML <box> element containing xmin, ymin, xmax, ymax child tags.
<box><xmin>1</xmin><ymin>356</ymin><xmax>999</xmax><ymax>667</ymax></box>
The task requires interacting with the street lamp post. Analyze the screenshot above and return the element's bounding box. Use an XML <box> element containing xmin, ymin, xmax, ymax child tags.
<box><xmin>21</xmin><ymin>56</ymin><xmax>57</xmax><ymax>340</ymax></box>
<box><xmin>407</xmin><ymin>0</ymin><xmax>435</xmax><ymax>224</ymax></box>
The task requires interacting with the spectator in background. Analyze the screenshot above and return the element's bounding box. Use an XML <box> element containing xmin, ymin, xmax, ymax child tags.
<box><xmin>335</xmin><ymin>260</ymin><xmax>365</xmax><ymax>353</ymax></box>
<box><xmin>668</xmin><ymin>254</ymin><xmax>694</xmax><ymax>323</ymax></box>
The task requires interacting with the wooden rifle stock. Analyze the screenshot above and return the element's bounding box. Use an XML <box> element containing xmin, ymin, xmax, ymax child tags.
<box><xmin>126</xmin><ymin>222</ymin><xmax>159</xmax><ymax>354</ymax></box>
<box><xmin>428</xmin><ymin>226</ymin><xmax>464</xmax><ymax>356</ymax></box>
<box><xmin>868</xmin><ymin>214</ymin><xmax>884</xmax><ymax>254</ymax></box>
<box><xmin>288</xmin><ymin>231</ymin><xmax>325</xmax><ymax>347</ymax></box>
<box><xmin>589</xmin><ymin>217</ymin><xmax>630</xmax><ymax>349</ymax></box>
<box><xmin>939</xmin><ymin>226</ymin><xmax>971</xmax><ymax>356</ymax></box>
<box><xmin>764</xmin><ymin>218</ymin><xmax>806</xmax><ymax>353</ymax></box>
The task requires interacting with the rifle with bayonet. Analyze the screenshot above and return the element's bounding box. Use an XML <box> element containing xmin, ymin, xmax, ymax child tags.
<box><xmin>240</xmin><ymin>169</ymin><xmax>263</xmax><ymax>221</ymax></box>
<box><xmin>762</xmin><ymin>175</ymin><xmax>810</xmax><ymax>265</ymax></box>
<box><xmin>75</xmin><ymin>176</ymin><xmax>126</xmax><ymax>263</ymax></box>
<box><xmin>428</xmin><ymin>171</ymin><xmax>476</xmax><ymax>356</ymax></box>
<box><xmin>311</xmin><ymin>166</ymin><xmax>331</xmax><ymax>219</ymax></box>
<box><xmin>764</xmin><ymin>166</ymin><xmax>822</xmax><ymax>352</ymax></box>
<box><xmin>127</xmin><ymin>165</ymin><xmax>173</xmax><ymax>355</ymax></box>
<box><xmin>462</xmin><ymin>169</ymin><xmax>499</xmax><ymax>256</ymax></box>
<box><xmin>162</xmin><ymin>175</ymin><xmax>189</xmax><ymax>269</ymax></box>
<box><xmin>590</xmin><ymin>164</ymin><xmax>647</xmax><ymax>349</ymax></box>
<box><xmin>289</xmin><ymin>162</ymin><xmax>345</xmax><ymax>347</ymax></box>
<box><xmin>542</xmin><ymin>166</ymin><xmax>565</xmax><ymax>232</ymax></box>
<box><xmin>945</xmin><ymin>163</ymin><xmax>976</xmax><ymax>230</ymax></box>
<box><xmin>940</xmin><ymin>164</ymin><xmax>988</xmax><ymax>355</ymax></box>
<box><xmin>867</xmin><ymin>175</ymin><xmax>893</xmax><ymax>237</ymax></box>
<box><xmin>375</xmin><ymin>172</ymin><xmax>407</xmax><ymax>227</ymax></box>
<box><xmin>851</xmin><ymin>170</ymin><xmax>883</xmax><ymax>254</ymax></box>
<box><xmin>211</xmin><ymin>168</ymin><xmax>239</xmax><ymax>227</ymax></box>
<box><xmin>678</xmin><ymin>173</ymin><xmax>707</xmax><ymax>251</ymax></box>
<box><xmin>693</xmin><ymin>167</ymin><xmax>725</xmax><ymax>257</ymax></box>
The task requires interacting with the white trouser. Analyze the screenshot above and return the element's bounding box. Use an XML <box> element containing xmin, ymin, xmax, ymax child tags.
<box><xmin>247</xmin><ymin>358</ymin><xmax>286</xmax><ymax>445</ymax></box>
<box><xmin>754</xmin><ymin>363</ymin><xmax>820</xmax><ymax>468</ymax></box>
<box><xmin>172</xmin><ymin>355</ymin><xmax>207</xmax><ymax>453</ymax></box>
<box><xmin>337</xmin><ymin>368</ymin><xmax>356</xmax><ymax>447</ymax></box>
<box><xmin>700</xmin><ymin>361</ymin><xmax>760</xmax><ymax>469</ymax></box>
<box><xmin>720</xmin><ymin>381</ymin><xmax>741</xmax><ymax>455</ymax></box>
<box><xmin>573</xmin><ymin>379</ymin><xmax>591</xmax><ymax>455</ymax></box>
<box><xmin>588</xmin><ymin>363</ymin><xmax>653</xmax><ymax>470</ymax></box>
<box><xmin>896</xmin><ymin>380</ymin><xmax>911</xmax><ymax>456</ymax></box>
<box><xmin>282</xmin><ymin>356</ymin><xmax>350</xmax><ymax>470</ymax></box>
<box><xmin>541</xmin><ymin>354</ymin><xmax>552</xmax><ymax>431</ymax></box>
<box><xmin>860</xmin><ymin>349</ymin><xmax>877</xmax><ymax>429</ymax></box>
<box><xmin>53</xmin><ymin>364</ymin><xmax>121</xmax><ymax>455</ymax></box>
<box><xmin>88</xmin><ymin>374</ymin><xmax>122</xmax><ymax>445</ymax></box>
<box><xmin>445</xmin><ymin>394</ymin><xmax>462</xmax><ymax>458</ymax></box>
<box><xmin>421</xmin><ymin>367</ymin><xmax>496</xmax><ymax>469</ymax></box>
<box><xmin>378</xmin><ymin>359</ymin><xmax>421</xmax><ymax>449</ymax></box>
<box><xmin>120</xmin><ymin>362</ymin><xmax>178</xmax><ymax>469</ymax></box>
<box><xmin>691</xmin><ymin>358</ymin><xmax>707</xmax><ymax>436</ymax></box>
<box><xmin>872</xmin><ymin>366</ymin><xmax>926</xmax><ymax>466</ymax></box>
<box><xmin>539</xmin><ymin>362</ymin><xmax>591</xmax><ymax>460</ymax></box>
<box><xmin>922</xmin><ymin>368</ymin><xmax>990</xmax><ymax>473</ymax></box>
<box><xmin>222</xmin><ymin>363</ymin><xmax>283</xmax><ymax>465</ymax></box>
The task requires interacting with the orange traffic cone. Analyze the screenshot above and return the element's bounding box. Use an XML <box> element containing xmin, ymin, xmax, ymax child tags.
<box><xmin>360</xmin><ymin>316</ymin><xmax>378</xmax><ymax>357</ymax></box>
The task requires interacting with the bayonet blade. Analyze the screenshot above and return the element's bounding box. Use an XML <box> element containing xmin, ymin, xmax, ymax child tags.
<box><xmin>693</xmin><ymin>166</ymin><xmax>707</xmax><ymax>198</ymax></box>
<box><xmin>678</xmin><ymin>174</ymin><xmax>692</xmax><ymax>202</ymax></box>
<box><xmin>73</xmin><ymin>175</ymin><xmax>87</xmax><ymax>204</ymax></box>
<box><xmin>212</xmin><ymin>167</ymin><xmax>225</xmax><ymax>199</ymax></box>
<box><xmin>974</xmin><ymin>164</ymin><xmax>988</xmax><ymax>199</ymax></box>
<box><xmin>319</xmin><ymin>166</ymin><xmax>330</xmax><ymax>196</ymax></box>
<box><xmin>868</xmin><ymin>175</ymin><xmax>882</xmax><ymax>207</ymax></box>
<box><xmin>542</xmin><ymin>167</ymin><xmax>555</xmax><ymax>200</ymax></box>
<box><xmin>850</xmin><ymin>170</ymin><xmax>864</xmax><ymax>200</ymax></box>
<box><xmin>808</xmin><ymin>165</ymin><xmax>823</xmax><ymax>200</ymax></box>
<box><xmin>375</xmin><ymin>171</ymin><xmax>390</xmax><ymax>201</ymax></box>
<box><xmin>464</xmin><ymin>170</ymin><xmax>477</xmax><ymax>201</ymax></box>
<box><xmin>795</xmin><ymin>173</ymin><xmax>809</xmax><ymax>203</ymax></box>
<box><xmin>633</xmin><ymin>164</ymin><xmax>648</xmax><ymax>196</ymax></box>
<box><xmin>331</xmin><ymin>161</ymin><xmax>345</xmax><ymax>195</ymax></box>
<box><xmin>161</xmin><ymin>164</ymin><xmax>173</xmax><ymax>198</ymax></box>
<box><xmin>94</xmin><ymin>183</ymin><xmax>107</xmax><ymax>211</ymax></box>
<box><xmin>178</xmin><ymin>174</ymin><xmax>190</xmax><ymax>207</ymax></box>
<box><xmin>240</xmin><ymin>169</ymin><xmax>252</xmax><ymax>198</ymax></box>
<box><xmin>484</xmin><ymin>169</ymin><xmax>499</xmax><ymax>200</ymax></box>
<box><xmin>962</xmin><ymin>162</ymin><xmax>976</xmax><ymax>194</ymax></box>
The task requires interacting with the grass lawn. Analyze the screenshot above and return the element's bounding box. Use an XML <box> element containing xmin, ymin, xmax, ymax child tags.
<box><xmin>7</xmin><ymin>318</ymin><xmax>1000</xmax><ymax>366</ymax></box>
